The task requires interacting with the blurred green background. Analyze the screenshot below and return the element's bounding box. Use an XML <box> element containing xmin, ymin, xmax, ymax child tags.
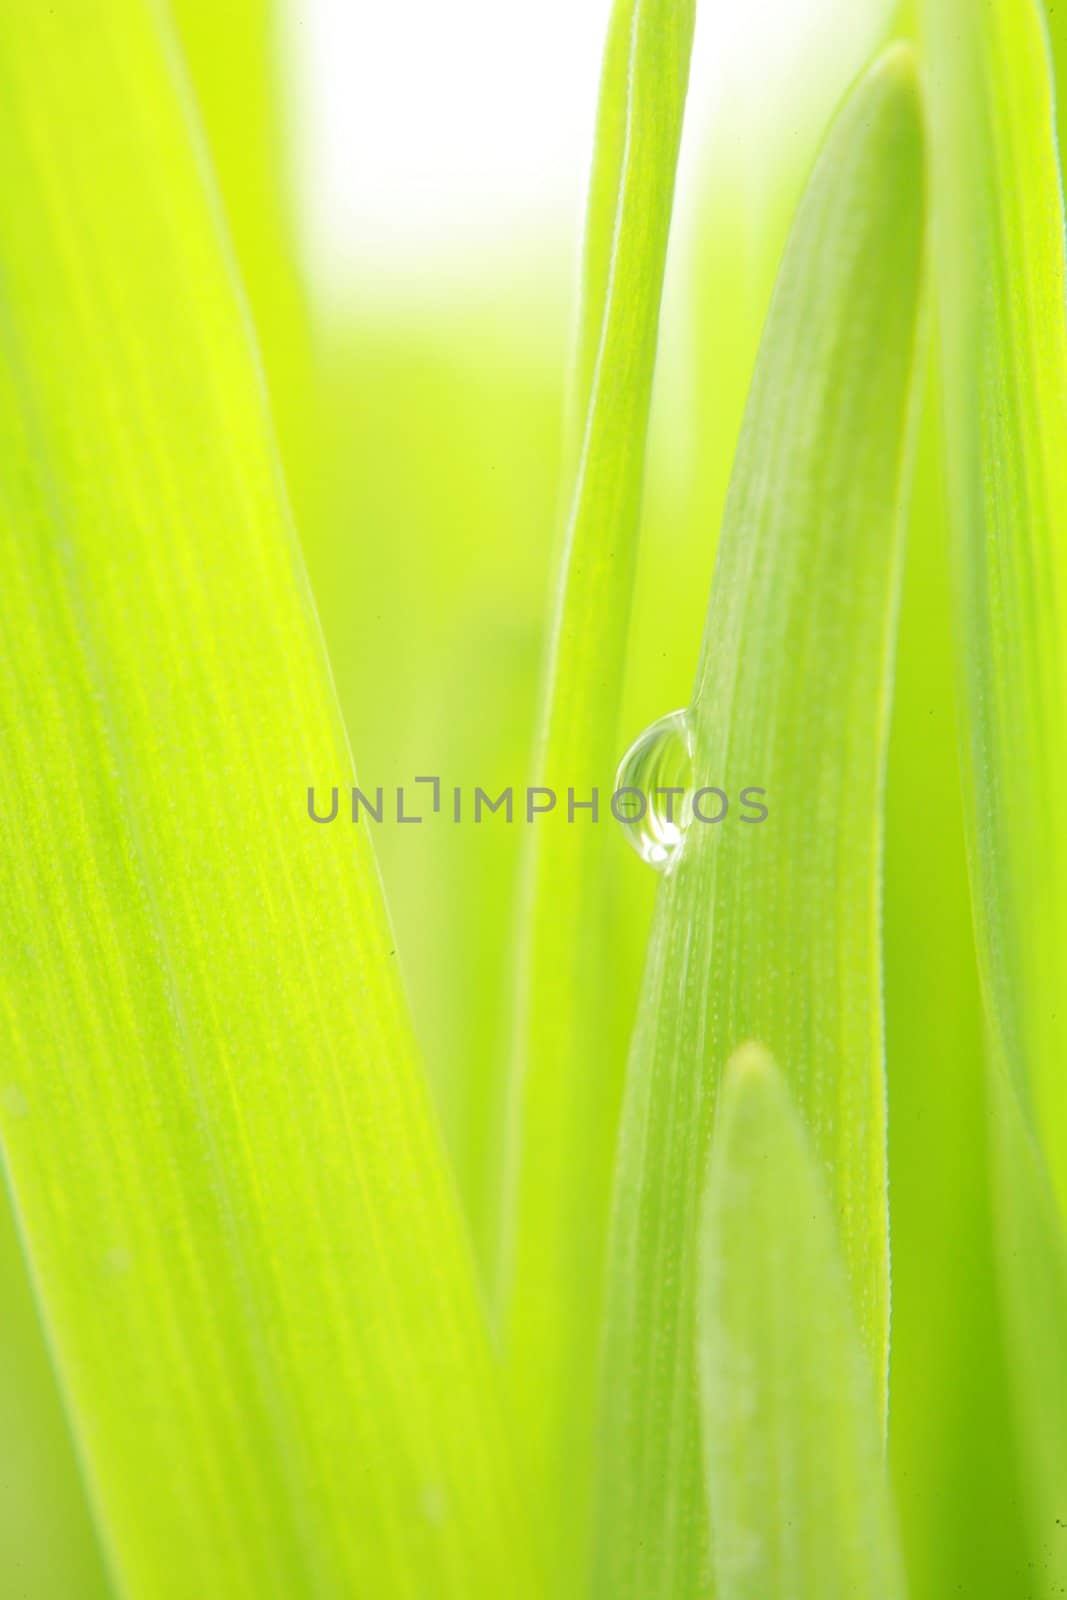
<box><xmin>3</xmin><ymin>0</ymin><xmax>1065</xmax><ymax>1593</ymax></box>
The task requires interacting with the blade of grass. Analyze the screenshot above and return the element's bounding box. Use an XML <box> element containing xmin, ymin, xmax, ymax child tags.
<box><xmin>699</xmin><ymin>1046</ymin><xmax>906</xmax><ymax>1600</ymax></box>
<box><xmin>0</xmin><ymin>8</ymin><xmax>307</xmax><ymax>1598</ymax></box>
<box><xmin>627</xmin><ymin>0</ymin><xmax>904</xmax><ymax>745</ymax></box>
<box><xmin>169</xmin><ymin>0</ymin><xmax>317</xmax><ymax>534</ymax></box>
<box><xmin>617</xmin><ymin>1</ymin><xmax>904</xmax><ymax>1205</ymax></box>
<box><xmin>500</xmin><ymin>0</ymin><xmax>695</xmax><ymax>1582</ymax></box>
<box><xmin>924</xmin><ymin>0</ymin><xmax>1067</xmax><ymax>1208</ymax></box>
<box><xmin>593</xmin><ymin>47</ymin><xmax>925</xmax><ymax>1598</ymax></box>
<box><xmin>986</xmin><ymin>1066</ymin><xmax>1067</xmax><ymax>1593</ymax></box>
<box><xmin>883</xmin><ymin>358</ymin><xmax>1031</xmax><ymax>1597</ymax></box>
<box><xmin>0</xmin><ymin>5</ymin><xmax>534</xmax><ymax>1595</ymax></box>
<box><xmin>0</xmin><ymin>12</ymin><xmax>305</xmax><ymax>1591</ymax></box>
<box><xmin>0</xmin><ymin>1192</ymin><xmax>110</xmax><ymax>1597</ymax></box>
<box><xmin>923</xmin><ymin>0</ymin><xmax>1067</xmax><ymax>1585</ymax></box>
<box><xmin>1041</xmin><ymin>2</ymin><xmax>1067</xmax><ymax>162</ymax></box>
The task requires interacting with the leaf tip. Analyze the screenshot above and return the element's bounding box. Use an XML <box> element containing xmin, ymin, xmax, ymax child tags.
<box><xmin>874</xmin><ymin>38</ymin><xmax>920</xmax><ymax>92</ymax></box>
<box><xmin>862</xmin><ymin>38</ymin><xmax>925</xmax><ymax>148</ymax></box>
<box><xmin>722</xmin><ymin>1039</ymin><xmax>777</xmax><ymax>1097</ymax></box>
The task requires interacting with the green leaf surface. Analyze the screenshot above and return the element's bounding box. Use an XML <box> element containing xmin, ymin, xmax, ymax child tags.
<box><xmin>0</xmin><ymin>5</ymin><xmax>533</xmax><ymax>1596</ymax></box>
<box><xmin>924</xmin><ymin>0</ymin><xmax>1067</xmax><ymax>1198</ymax></box>
<box><xmin>500</xmin><ymin>0</ymin><xmax>694</xmax><ymax>1582</ymax></box>
<box><xmin>169</xmin><ymin>0</ymin><xmax>317</xmax><ymax>535</ymax></box>
<box><xmin>699</xmin><ymin>1047</ymin><xmax>906</xmax><ymax>1600</ymax></box>
<box><xmin>1041</xmin><ymin>1</ymin><xmax>1067</xmax><ymax>164</ymax></box>
<box><xmin>593</xmin><ymin>46</ymin><xmax>925</xmax><ymax>1597</ymax></box>
<box><xmin>883</xmin><ymin>361</ymin><xmax>1030</xmax><ymax>1597</ymax></box>
<box><xmin>924</xmin><ymin>0</ymin><xmax>1067</xmax><ymax>1584</ymax></box>
<box><xmin>0</xmin><ymin>11</ymin><xmax>297</xmax><ymax>1592</ymax></box>
<box><xmin>0</xmin><ymin>1194</ymin><xmax>110</xmax><ymax>1597</ymax></box>
<box><xmin>986</xmin><ymin>1066</ymin><xmax>1067</xmax><ymax>1593</ymax></box>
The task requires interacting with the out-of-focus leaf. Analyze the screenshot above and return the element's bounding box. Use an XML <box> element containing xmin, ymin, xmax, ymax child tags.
<box><xmin>0</xmin><ymin>1195</ymin><xmax>110</xmax><ymax>1597</ymax></box>
<box><xmin>986</xmin><ymin>1067</ymin><xmax>1067</xmax><ymax>1591</ymax></box>
<box><xmin>0</xmin><ymin>6</ymin><xmax>534</xmax><ymax>1596</ymax></box>
<box><xmin>618</xmin><ymin>0</ymin><xmax>903</xmax><ymax>1203</ymax></box>
<box><xmin>500</xmin><ymin>0</ymin><xmax>695</xmax><ymax>1584</ymax></box>
<box><xmin>925</xmin><ymin>0</ymin><xmax>1067</xmax><ymax>1211</ymax></box>
<box><xmin>925</xmin><ymin>0</ymin><xmax>1067</xmax><ymax>1586</ymax></box>
<box><xmin>1040</xmin><ymin>2</ymin><xmax>1067</xmax><ymax>163</ymax></box>
<box><xmin>884</xmin><ymin>366</ymin><xmax>1031</xmax><ymax>1597</ymax></box>
<box><xmin>308</xmin><ymin>309</ymin><xmax>564</xmax><ymax>1274</ymax></box>
<box><xmin>593</xmin><ymin>47</ymin><xmax>925</xmax><ymax>1597</ymax></box>
<box><xmin>699</xmin><ymin>1047</ymin><xmax>905</xmax><ymax>1600</ymax></box>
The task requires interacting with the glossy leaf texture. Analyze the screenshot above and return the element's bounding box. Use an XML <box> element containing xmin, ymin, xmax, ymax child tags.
<box><xmin>593</xmin><ymin>46</ymin><xmax>926</xmax><ymax>1598</ymax></box>
<box><xmin>0</xmin><ymin>5</ymin><xmax>533</xmax><ymax>1596</ymax></box>
<box><xmin>699</xmin><ymin>1047</ymin><xmax>906</xmax><ymax>1600</ymax></box>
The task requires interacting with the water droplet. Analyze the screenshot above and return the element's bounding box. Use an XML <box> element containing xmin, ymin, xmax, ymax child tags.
<box><xmin>614</xmin><ymin>709</ymin><xmax>695</xmax><ymax>872</ymax></box>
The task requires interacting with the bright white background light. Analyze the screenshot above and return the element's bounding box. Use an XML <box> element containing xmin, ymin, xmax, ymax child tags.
<box><xmin>291</xmin><ymin>0</ymin><xmax>611</xmax><ymax>290</ymax></box>
<box><xmin>290</xmin><ymin>0</ymin><xmax>895</xmax><ymax>293</ymax></box>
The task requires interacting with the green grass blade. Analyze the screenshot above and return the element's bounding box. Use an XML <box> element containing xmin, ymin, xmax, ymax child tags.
<box><xmin>1041</xmin><ymin>2</ymin><xmax>1067</xmax><ymax>163</ymax></box>
<box><xmin>924</xmin><ymin>0</ymin><xmax>1067</xmax><ymax>1584</ymax></box>
<box><xmin>986</xmin><ymin>1067</ymin><xmax>1067</xmax><ymax>1595</ymax></box>
<box><xmin>699</xmin><ymin>1047</ymin><xmax>906</xmax><ymax>1600</ymax></box>
<box><xmin>500</xmin><ymin>0</ymin><xmax>694</xmax><ymax>1581</ymax></box>
<box><xmin>0</xmin><ymin>13</ymin><xmax>300</xmax><ymax>1591</ymax></box>
<box><xmin>0</xmin><ymin>6</ymin><xmax>534</xmax><ymax>1595</ymax></box>
<box><xmin>884</xmin><ymin>365</ymin><xmax>1031</xmax><ymax>1596</ymax></box>
<box><xmin>169</xmin><ymin>0</ymin><xmax>317</xmax><ymax>534</ymax></box>
<box><xmin>924</xmin><ymin>0</ymin><xmax>1067</xmax><ymax>1187</ymax></box>
<box><xmin>0</xmin><ymin>1195</ymin><xmax>110</xmax><ymax>1597</ymax></box>
<box><xmin>593</xmin><ymin>47</ymin><xmax>925</xmax><ymax>1597</ymax></box>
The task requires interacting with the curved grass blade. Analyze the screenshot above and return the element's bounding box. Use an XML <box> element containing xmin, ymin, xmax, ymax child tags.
<box><xmin>500</xmin><ymin>0</ymin><xmax>695</xmax><ymax>1583</ymax></box>
<box><xmin>0</xmin><ymin>5</ymin><xmax>534</xmax><ymax>1595</ymax></box>
<box><xmin>924</xmin><ymin>0</ymin><xmax>1067</xmax><ymax>1584</ymax></box>
<box><xmin>699</xmin><ymin>1047</ymin><xmax>906</xmax><ymax>1600</ymax></box>
<box><xmin>593</xmin><ymin>47</ymin><xmax>926</xmax><ymax>1597</ymax></box>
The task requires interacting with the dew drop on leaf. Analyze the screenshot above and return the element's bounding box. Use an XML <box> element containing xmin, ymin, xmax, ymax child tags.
<box><xmin>614</xmin><ymin>708</ymin><xmax>695</xmax><ymax>873</ymax></box>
